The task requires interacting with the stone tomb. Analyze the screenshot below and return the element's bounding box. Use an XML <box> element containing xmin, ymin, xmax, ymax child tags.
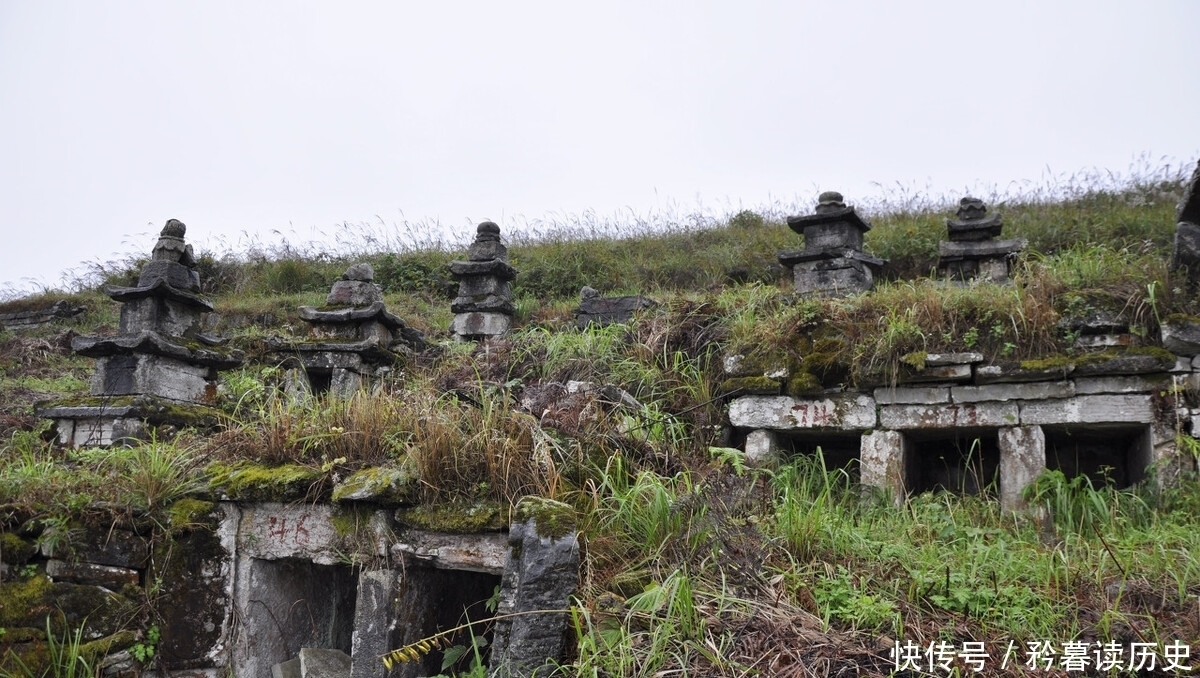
<box><xmin>572</xmin><ymin>286</ymin><xmax>658</xmax><ymax>328</ymax></box>
<box><xmin>777</xmin><ymin>191</ymin><xmax>886</xmax><ymax>297</ymax></box>
<box><xmin>270</xmin><ymin>264</ymin><xmax>425</xmax><ymax>399</ymax></box>
<box><xmin>38</xmin><ymin>220</ymin><xmax>241</xmax><ymax>446</ymax></box>
<box><xmin>729</xmin><ymin>366</ymin><xmax>1186</xmax><ymax>511</ymax></box>
<box><xmin>161</xmin><ymin>497</ymin><xmax>578</xmax><ymax>678</ymax></box>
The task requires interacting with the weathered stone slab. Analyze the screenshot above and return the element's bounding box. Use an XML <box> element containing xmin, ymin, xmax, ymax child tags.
<box><xmin>45</xmin><ymin>559</ymin><xmax>139</xmax><ymax>590</ymax></box>
<box><xmin>574</xmin><ymin>293</ymin><xmax>658</xmax><ymax>328</ymax></box>
<box><xmin>1073</xmin><ymin>375</ymin><xmax>1168</xmax><ymax>395</ymax></box>
<box><xmin>1074</xmin><ymin>334</ymin><xmax>1133</xmax><ymax>350</ymax></box>
<box><xmin>976</xmin><ymin>362</ymin><xmax>1073</xmax><ymax>384</ymax></box>
<box><xmin>727</xmin><ymin>394</ymin><xmax>876</xmax><ymax>430</ymax></box>
<box><xmin>49</xmin><ymin>415</ymin><xmax>148</xmax><ymax>447</ymax></box>
<box><xmin>879</xmin><ymin>402</ymin><xmax>1018</xmax><ymax>429</ymax></box>
<box><xmin>900</xmin><ymin>364</ymin><xmax>972</xmax><ymax>383</ymax></box>
<box><xmin>951</xmin><ymin>381</ymin><xmax>1074</xmax><ymax>403</ymax></box>
<box><xmin>1018</xmin><ymin>395</ymin><xmax>1154</xmax><ymax>425</ymax></box>
<box><xmin>42</xmin><ymin>527</ymin><xmax>149</xmax><ymax>568</ymax></box>
<box><xmin>860</xmin><ymin>430</ymin><xmax>908</xmax><ymax>506</ymax></box>
<box><xmin>92</xmin><ymin>354</ymin><xmax>214</xmax><ymax>402</ymax></box>
<box><xmin>391</xmin><ymin>530</ymin><xmax>508</xmax><ymax>574</ymax></box>
<box><xmin>299</xmin><ymin>647</ymin><xmax>351</xmax><ymax>678</ymax></box>
<box><xmin>873</xmin><ymin>386</ymin><xmax>950</xmax><ymax>405</ymax></box>
<box><xmin>925</xmin><ymin>352</ymin><xmax>984</xmax><ymax>366</ymax></box>
<box><xmin>1072</xmin><ymin>352</ymin><xmax>1176</xmax><ymax>377</ymax></box>
<box><xmin>998</xmin><ymin>426</ymin><xmax>1045</xmax><ymax>513</ymax></box>
<box><xmin>238</xmin><ymin>504</ymin><xmax>391</xmax><ymax>565</ymax></box>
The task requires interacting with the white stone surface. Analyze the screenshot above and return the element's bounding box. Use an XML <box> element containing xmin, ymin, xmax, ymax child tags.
<box><xmin>879</xmin><ymin>402</ymin><xmax>1019</xmax><ymax>429</ymax></box>
<box><xmin>1073</xmin><ymin>375</ymin><xmax>1169</xmax><ymax>395</ymax></box>
<box><xmin>744</xmin><ymin>429</ymin><xmax>782</xmax><ymax>464</ymax></box>
<box><xmin>925</xmin><ymin>352</ymin><xmax>983</xmax><ymax>366</ymax></box>
<box><xmin>860</xmin><ymin>429</ymin><xmax>908</xmax><ymax>506</ymax></box>
<box><xmin>727</xmin><ymin>394</ymin><xmax>877</xmax><ymax>430</ymax></box>
<box><xmin>1018</xmin><ymin>395</ymin><xmax>1153</xmax><ymax>426</ymax></box>
<box><xmin>903</xmin><ymin>364</ymin><xmax>972</xmax><ymax>383</ymax></box>
<box><xmin>998</xmin><ymin>426</ymin><xmax>1045</xmax><ymax>513</ymax></box>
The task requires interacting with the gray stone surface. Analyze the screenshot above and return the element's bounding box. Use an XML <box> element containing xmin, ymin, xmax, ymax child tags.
<box><xmin>299</xmin><ymin>648</ymin><xmax>351</xmax><ymax>678</ymax></box>
<box><xmin>900</xmin><ymin>363</ymin><xmax>972</xmax><ymax>383</ymax></box>
<box><xmin>975</xmin><ymin>362</ymin><xmax>1073</xmax><ymax>384</ymax></box>
<box><xmin>326</xmin><ymin>279</ymin><xmax>383</xmax><ymax>307</ymax></box>
<box><xmin>874</xmin><ymin>386</ymin><xmax>950</xmax><ymax>405</ymax></box>
<box><xmin>727</xmin><ymin>394</ymin><xmax>877</xmax><ymax>430</ymax></box>
<box><xmin>574</xmin><ymin>292</ymin><xmax>658</xmax><ymax>328</ymax></box>
<box><xmin>91</xmin><ymin>353</ymin><xmax>214</xmax><ymax>402</ymax></box>
<box><xmin>273</xmin><ymin>658</ymin><xmax>301</xmax><ymax>678</ymax></box>
<box><xmin>925</xmin><ymin>352</ymin><xmax>984</xmax><ymax>366</ymax></box>
<box><xmin>860</xmin><ymin>429</ymin><xmax>909</xmax><ymax>506</ymax></box>
<box><xmin>50</xmin><ymin>415</ymin><xmax>148</xmax><ymax>447</ymax></box>
<box><xmin>744</xmin><ymin>429</ymin><xmax>783</xmax><ymax>464</ymax></box>
<box><xmin>349</xmin><ymin>570</ymin><xmax>404</xmax><ymax>678</ymax></box>
<box><xmin>879</xmin><ymin>402</ymin><xmax>1019</xmax><ymax>429</ymax></box>
<box><xmin>951</xmin><ymin>381</ymin><xmax>1075</xmax><ymax>403</ymax></box>
<box><xmin>489</xmin><ymin>499</ymin><xmax>579</xmax><ymax>678</ymax></box>
<box><xmin>1018</xmin><ymin>395</ymin><xmax>1154</xmax><ymax>425</ymax></box>
<box><xmin>998</xmin><ymin>426</ymin><xmax>1045</xmax><ymax>512</ymax></box>
<box><xmin>42</xmin><ymin>527</ymin><xmax>148</xmax><ymax>568</ymax></box>
<box><xmin>945</xmin><ymin>197</ymin><xmax>1003</xmax><ymax>240</ymax></box>
<box><xmin>1073</xmin><ymin>375</ymin><xmax>1168</xmax><ymax>395</ymax></box>
<box><xmin>451</xmin><ymin>311</ymin><xmax>512</xmax><ymax>338</ymax></box>
<box><xmin>1161</xmin><ymin>319</ymin><xmax>1200</xmax><ymax>355</ymax></box>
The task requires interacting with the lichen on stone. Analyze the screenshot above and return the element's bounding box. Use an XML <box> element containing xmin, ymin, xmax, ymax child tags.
<box><xmin>514</xmin><ymin>496</ymin><xmax>576</xmax><ymax>539</ymax></box>
<box><xmin>395</xmin><ymin>501</ymin><xmax>508</xmax><ymax>533</ymax></box>
<box><xmin>205</xmin><ymin>461</ymin><xmax>325</xmax><ymax>502</ymax></box>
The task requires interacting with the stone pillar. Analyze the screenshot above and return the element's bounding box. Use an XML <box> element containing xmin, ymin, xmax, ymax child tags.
<box><xmin>744</xmin><ymin>429</ymin><xmax>782</xmax><ymax>464</ymax></box>
<box><xmin>860</xmin><ymin>430</ymin><xmax>909</xmax><ymax>507</ymax></box>
<box><xmin>489</xmin><ymin>498</ymin><xmax>579</xmax><ymax>678</ymax></box>
<box><xmin>350</xmin><ymin>570</ymin><xmax>406</xmax><ymax>678</ymax></box>
<box><xmin>998</xmin><ymin>425</ymin><xmax>1045</xmax><ymax>512</ymax></box>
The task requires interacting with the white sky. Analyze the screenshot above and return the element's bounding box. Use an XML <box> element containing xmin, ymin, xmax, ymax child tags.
<box><xmin>1</xmin><ymin>2</ymin><xmax>1198</xmax><ymax>296</ymax></box>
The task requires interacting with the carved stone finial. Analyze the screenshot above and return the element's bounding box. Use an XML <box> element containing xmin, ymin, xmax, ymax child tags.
<box><xmin>955</xmin><ymin>197</ymin><xmax>989</xmax><ymax>223</ymax></box>
<box><xmin>342</xmin><ymin>263</ymin><xmax>374</xmax><ymax>282</ymax></box>
<box><xmin>151</xmin><ymin>219</ymin><xmax>195</xmax><ymax>266</ymax></box>
<box><xmin>815</xmin><ymin>191</ymin><xmax>846</xmax><ymax>214</ymax></box>
<box><xmin>476</xmin><ymin>221</ymin><xmax>501</xmax><ymax>242</ymax></box>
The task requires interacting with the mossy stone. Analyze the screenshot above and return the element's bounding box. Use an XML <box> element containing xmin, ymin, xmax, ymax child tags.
<box><xmin>784</xmin><ymin>371</ymin><xmax>824</xmax><ymax>397</ymax></box>
<box><xmin>0</xmin><ymin>532</ymin><xmax>36</xmax><ymax>566</ymax></box>
<box><xmin>0</xmin><ymin>574</ymin><xmax>135</xmax><ymax>638</ymax></box>
<box><xmin>166</xmin><ymin>498</ymin><xmax>217</xmax><ymax>531</ymax></box>
<box><xmin>331</xmin><ymin>466</ymin><xmax>419</xmax><ymax>505</ymax></box>
<box><xmin>206</xmin><ymin>461</ymin><xmax>324</xmax><ymax>502</ymax></box>
<box><xmin>395</xmin><ymin>502</ymin><xmax>508</xmax><ymax>533</ymax></box>
<box><xmin>514</xmin><ymin>496</ymin><xmax>576</xmax><ymax>539</ymax></box>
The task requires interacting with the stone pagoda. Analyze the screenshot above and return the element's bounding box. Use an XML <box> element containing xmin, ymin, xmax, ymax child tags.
<box><xmin>936</xmin><ymin>197</ymin><xmax>1026</xmax><ymax>283</ymax></box>
<box><xmin>39</xmin><ymin>219</ymin><xmax>242</xmax><ymax>447</ymax></box>
<box><xmin>778</xmin><ymin>191</ymin><xmax>885</xmax><ymax>297</ymax></box>
<box><xmin>271</xmin><ymin>263</ymin><xmax>426</xmax><ymax>399</ymax></box>
<box><xmin>449</xmin><ymin>221</ymin><xmax>517</xmax><ymax>340</ymax></box>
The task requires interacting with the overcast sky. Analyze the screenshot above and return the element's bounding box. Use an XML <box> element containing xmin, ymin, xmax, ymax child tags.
<box><xmin>2</xmin><ymin>2</ymin><xmax>1198</xmax><ymax>297</ymax></box>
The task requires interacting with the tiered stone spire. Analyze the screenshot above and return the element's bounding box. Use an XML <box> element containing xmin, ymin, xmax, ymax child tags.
<box><xmin>39</xmin><ymin>220</ymin><xmax>241</xmax><ymax>446</ymax></box>
<box><xmin>271</xmin><ymin>263</ymin><xmax>425</xmax><ymax>399</ymax></box>
<box><xmin>449</xmin><ymin>221</ymin><xmax>517</xmax><ymax>339</ymax></box>
<box><xmin>937</xmin><ymin>197</ymin><xmax>1025</xmax><ymax>283</ymax></box>
<box><xmin>778</xmin><ymin>191</ymin><xmax>886</xmax><ymax>297</ymax></box>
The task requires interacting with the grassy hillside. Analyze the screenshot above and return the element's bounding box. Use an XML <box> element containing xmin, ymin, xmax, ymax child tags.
<box><xmin>1</xmin><ymin>163</ymin><xmax>1199</xmax><ymax>676</ymax></box>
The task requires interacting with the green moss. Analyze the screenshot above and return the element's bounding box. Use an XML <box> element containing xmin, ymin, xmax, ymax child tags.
<box><xmin>1018</xmin><ymin>354</ymin><xmax>1078</xmax><ymax>371</ymax></box>
<box><xmin>0</xmin><ymin>574</ymin><xmax>53</xmax><ymax>628</ymax></box>
<box><xmin>717</xmin><ymin>376</ymin><xmax>780</xmax><ymax>397</ymax></box>
<box><xmin>900</xmin><ymin>351</ymin><xmax>927</xmax><ymax>370</ymax></box>
<box><xmin>37</xmin><ymin>395</ymin><xmax>222</xmax><ymax>429</ymax></box>
<box><xmin>331</xmin><ymin>466</ymin><xmax>419</xmax><ymax>506</ymax></box>
<box><xmin>514</xmin><ymin>496</ymin><xmax>576</xmax><ymax>539</ymax></box>
<box><xmin>784</xmin><ymin>371</ymin><xmax>824</xmax><ymax>397</ymax></box>
<box><xmin>80</xmin><ymin>629</ymin><xmax>136</xmax><ymax>663</ymax></box>
<box><xmin>330</xmin><ymin>505</ymin><xmax>375</xmax><ymax>537</ymax></box>
<box><xmin>1163</xmin><ymin>313</ymin><xmax>1200</xmax><ymax>326</ymax></box>
<box><xmin>206</xmin><ymin>461</ymin><xmax>324</xmax><ymax>502</ymax></box>
<box><xmin>0</xmin><ymin>575</ymin><xmax>133</xmax><ymax>638</ymax></box>
<box><xmin>166</xmin><ymin>498</ymin><xmax>217</xmax><ymax>530</ymax></box>
<box><xmin>396</xmin><ymin>502</ymin><xmax>508</xmax><ymax>533</ymax></box>
<box><xmin>0</xmin><ymin>532</ymin><xmax>36</xmax><ymax>565</ymax></box>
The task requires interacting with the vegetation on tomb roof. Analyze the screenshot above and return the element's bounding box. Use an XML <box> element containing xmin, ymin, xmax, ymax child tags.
<box><xmin>2</xmin><ymin>164</ymin><xmax>1200</xmax><ymax>675</ymax></box>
